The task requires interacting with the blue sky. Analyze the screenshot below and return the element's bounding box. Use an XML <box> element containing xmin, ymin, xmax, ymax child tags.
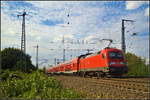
<box><xmin>1</xmin><ymin>1</ymin><xmax>149</xmax><ymax>67</ymax></box>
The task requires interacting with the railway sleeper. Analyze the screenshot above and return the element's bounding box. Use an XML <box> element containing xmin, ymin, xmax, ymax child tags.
<box><xmin>97</xmin><ymin>81</ymin><xmax>147</xmax><ymax>93</ymax></box>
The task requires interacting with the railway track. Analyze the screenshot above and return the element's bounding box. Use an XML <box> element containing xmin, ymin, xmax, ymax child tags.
<box><xmin>53</xmin><ymin>75</ymin><xmax>149</xmax><ymax>99</ymax></box>
<box><xmin>90</xmin><ymin>77</ymin><xmax>149</xmax><ymax>86</ymax></box>
<box><xmin>75</xmin><ymin>76</ymin><xmax>149</xmax><ymax>95</ymax></box>
<box><xmin>84</xmin><ymin>75</ymin><xmax>149</xmax><ymax>83</ymax></box>
<box><xmin>97</xmin><ymin>78</ymin><xmax>148</xmax><ymax>83</ymax></box>
<box><xmin>102</xmin><ymin>77</ymin><xmax>149</xmax><ymax>83</ymax></box>
<box><xmin>77</xmin><ymin>76</ymin><xmax>149</xmax><ymax>98</ymax></box>
<box><xmin>84</xmin><ymin>77</ymin><xmax>149</xmax><ymax>94</ymax></box>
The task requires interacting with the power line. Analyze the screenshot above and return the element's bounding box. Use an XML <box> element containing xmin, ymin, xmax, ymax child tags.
<box><xmin>49</xmin><ymin>38</ymin><xmax>101</xmax><ymax>64</ymax></box>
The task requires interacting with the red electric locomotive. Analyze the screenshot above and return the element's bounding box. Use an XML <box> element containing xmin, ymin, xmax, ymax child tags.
<box><xmin>46</xmin><ymin>47</ymin><xmax>128</xmax><ymax>77</ymax></box>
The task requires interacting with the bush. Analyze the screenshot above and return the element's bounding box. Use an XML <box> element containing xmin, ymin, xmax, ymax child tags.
<box><xmin>0</xmin><ymin>70</ymin><xmax>82</xmax><ymax>99</ymax></box>
<box><xmin>125</xmin><ymin>52</ymin><xmax>149</xmax><ymax>76</ymax></box>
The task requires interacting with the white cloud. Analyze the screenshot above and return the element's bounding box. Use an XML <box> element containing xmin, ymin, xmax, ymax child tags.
<box><xmin>145</xmin><ymin>7</ymin><xmax>149</xmax><ymax>16</ymax></box>
<box><xmin>36</xmin><ymin>36</ymin><xmax>42</xmax><ymax>41</ymax></box>
<box><xmin>126</xmin><ymin>1</ymin><xmax>147</xmax><ymax>10</ymax></box>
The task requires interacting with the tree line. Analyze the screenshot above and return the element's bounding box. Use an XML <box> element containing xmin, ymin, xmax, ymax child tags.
<box><xmin>125</xmin><ymin>52</ymin><xmax>149</xmax><ymax>76</ymax></box>
<box><xmin>1</xmin><ymin>47</ymin><xmax>36</xmax><ymax>72</ymax></box>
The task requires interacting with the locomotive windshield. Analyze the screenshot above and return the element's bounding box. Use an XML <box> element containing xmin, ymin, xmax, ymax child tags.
<box><xmin>109</xmin><ymin>51</ymin><xmax>123</xmax><ymax>59</ymax></box>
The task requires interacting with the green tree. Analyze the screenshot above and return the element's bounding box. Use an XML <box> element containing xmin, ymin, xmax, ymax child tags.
<box><xmin>1</xmin><ymin>47</ymin><xmax>36</xmax><ymax>72</ymax></box>
<box><xmin>125</xmin><ymin>52</ymin><xmax>149</xmax><ymax>76</ymax></box>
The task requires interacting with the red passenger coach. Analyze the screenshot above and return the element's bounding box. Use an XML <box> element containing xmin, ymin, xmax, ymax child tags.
<box><xmin>46</xmin><ymin>58</ymin><xmax>78</xmax><ymax>75</ymax></box>
<box><xmin>46</xmin><ymin>47</ymin><xmax>128</xmax><ymax>77</ymax></box>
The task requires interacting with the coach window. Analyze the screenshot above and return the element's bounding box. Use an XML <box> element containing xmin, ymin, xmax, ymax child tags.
<box><xmin>102</xmin><ymin>54</ymin><xmax>105</xmax><ymax>59</ymax></box>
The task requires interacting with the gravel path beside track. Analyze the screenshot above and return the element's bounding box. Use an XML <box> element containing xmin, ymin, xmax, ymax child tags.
<box><xmin>53</xmin><ymin>75</ymin><xmax>149</xmax><ymax>99</ymax></box>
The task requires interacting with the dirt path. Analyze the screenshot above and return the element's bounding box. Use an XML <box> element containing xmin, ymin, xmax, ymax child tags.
<box><xmin>53</xmin><ymin>75</ymin><xmax>149</xmax><ymax>99</ymax></box>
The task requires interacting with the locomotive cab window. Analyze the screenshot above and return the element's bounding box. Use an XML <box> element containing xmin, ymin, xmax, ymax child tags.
<box><xmin>109</xmin><ymin>51</ymin><xmax>123</xmax><ymax>59</ymax></box>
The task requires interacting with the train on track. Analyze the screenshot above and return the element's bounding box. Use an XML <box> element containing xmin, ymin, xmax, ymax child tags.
<box><xmin>46</xmin><ymin>47</ymin><xmax>128</xmax><ymax>77</ymax></box>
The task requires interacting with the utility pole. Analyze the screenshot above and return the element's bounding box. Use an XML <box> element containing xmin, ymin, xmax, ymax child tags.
<box><xmin>33</xmin><ymin>45</ymin><xmax>39</xmax><ymax>69</ymax></box>
<box><xmin>122</xmin><ymin>19</ymin><xmax>134</xmax><ymax>53</ymax></box>
<box><xmin>87</xmin><ymin>49</ymin><xmax>92</xmax><ymax>53</ymax></box>
<box><xmin>70</xmin><ymin>54</ymin><xmax>72</xmax><ymax>59</ymax></box>
<box><xmin>36</xmin><ymin>45</ymin><xmax>39</xmax><ymax>69</ymax></box>
<box><xmin>54</xmin><ymin>58</ymin><xmax>57</xmax><ymax>65</ymax></box>
<box><xmin>62</xmin><ymin>36</ymin><xmax>65</xmax><ymax>62</ymax></box>
<box><xmin>63</xmin><ymin>49</ymin><xmax>66</xmax><ymax>62</ymax></box>
<box><xmin>18</xmin><ymin>9</ymin><xmax>27</xmax><ymax>53</ymax></box>
<box><xmin>18</xmin><ymin>9</ymin><xmax>27</xmax><ymax>72</ymax></box>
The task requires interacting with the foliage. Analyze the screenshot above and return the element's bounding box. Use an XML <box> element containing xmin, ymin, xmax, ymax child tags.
<box><xmin>1</xmin><ymin>47</ymin><xmax>36</xmax><ymax>72</ymax></box>
<box><xmin>125</xmin><ymin>52</ymin><xmax>149</xmax><ymax>76</ymax></box>
<box><xmin>0</xmin><ymin>70</ymin><xmax>82</xmax><ymax>99</ymax></box>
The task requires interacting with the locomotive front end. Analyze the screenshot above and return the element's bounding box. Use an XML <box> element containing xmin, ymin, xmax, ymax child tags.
<box><xmin>107</xmin><ymin>50</ymin><xmax>128</xmax><ymax>76</ymax></box>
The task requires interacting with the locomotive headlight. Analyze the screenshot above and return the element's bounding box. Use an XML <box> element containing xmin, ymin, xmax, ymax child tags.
<box><xmin>109</xmin><ymin>62</ymin><xmax>116</xmax><ymax>65</ymax></box>
<box><xmin>120</xmin><ymin>62</ymin><xmax>126</xmax><ymax>64</ymax></box>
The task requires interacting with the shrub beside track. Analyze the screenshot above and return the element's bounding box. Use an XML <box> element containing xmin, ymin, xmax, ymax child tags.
<box><xmin>0</xmin><ymin>70</ymin><xmax>83</xmax><ymax>99</ymax></box>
